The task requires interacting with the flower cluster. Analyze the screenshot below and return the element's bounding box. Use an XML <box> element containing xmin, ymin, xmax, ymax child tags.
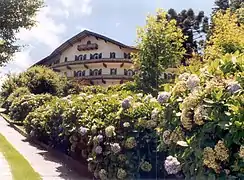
<box><xmin>151</xmin><ymin>108</ymin><xmax>159</xmax><ymax>120</ymax></box>
<box><xmin>162</xmin><ymin>130</ymin><xmax>171</xmax><ymax>145</ymax></box>
<box><xmin>179</xmin><ymin>73</ymin><xmax>190</xmax><ymax>81</ymax></box>
<box><xmin>97</xmin><ymin>134</ymin><xmax>103</xmax><ymax>142</ymax></box>
<box><xmin>239</xmin><ymin>146</ymin><xmax>244</xmax><ymax>159</ymax></box>
<box><xmin>140</xmin><ymin>161</ymin><xmax>152</xmax><ymax>172</ymax></box>
<box><xmin>95</xmin><ymin>146</ymin><xmax>103</xmax><ymax>154</ymax></box>
<box><xmin>214</xmin><ymin>140</ymin><xmax>229</xmax><ymax>161</ymax></box>
<box><xmin>164</xmin><ymin>156</ymin><xmax>181</xmax><ymax>175</ymax></box>
<box><xmin>125</xmin><ymin>137</ymin><xmax>137</xmax><ymax>149</ymax></box>
<box><xmin>117</xmin><ymin>168</ymin><xmax>127</xmax><ymax>179</ymax></box>
<box><xmin>203</xmin><ymin>147</ymin><xmax>220</xmax><ymax>173</ymax></box>
<box><xmin>193</xmin><ymin>105</ymin><xmax>207</xmax><ymax>125</ymax></box>
<box><xmin>227</xmin><ymin>81</ymin><xmax>242</xmax><ymax>94</ymax></box>
<box><xmin>122</xmin><ymin>98</ymin><xmax>131</xmax><ymax>109</ymax></box>
<box><xmin>105</xmin><ymin>125</ymin><xmax>115</xmax><ymax>137</ymax></box>
<box><xmin>110</xmin><ymin>143</ymin><xmax>121</xmax><ymax>154</ymax></box>
<box><xmin>186</xmin><ymin>74</ymin><xmax>200</xmax><ymax>91</ymax></box>
<box><xmin>99</xmin><ymin>169</ymin><xmax>108</xmax><ymax>180</ymax></box>
<box><xmin>79</xmin><ymin>126</ymin><xmax>88</xmax><ymax>136</ymax></box>
<box><xmin>123</xmin><ymin>122</ymin><xmax>130</xmax><ymax>128</ymax></box>
<box><xmin>157</xmin><ymin>92</ymin><xmax>171</xmax><ymax>103</ymax></box>
<box><xmin>203</xmin><ymin>141</ymin><xmax>229</xmax><ymax>173</ymax></box>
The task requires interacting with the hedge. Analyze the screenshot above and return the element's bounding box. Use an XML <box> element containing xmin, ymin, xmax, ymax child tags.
<box><xmin>22</xmin><ymin>53</ymin><xmax>244</xmax><ymax>179</ymax></box>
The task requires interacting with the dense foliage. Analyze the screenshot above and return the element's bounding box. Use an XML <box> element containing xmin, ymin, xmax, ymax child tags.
<box><xmin>134</xmin><ymin>9</ymin><xmax>185</xmax><ymax>95</ymax></box>
<box><xmin>0</xmin><ymin>0</ymin><xmax>43</xmax><ymax>65</ymax></box>
<box><xmin>205</xmin><ymin>9</ymin><xmax>244</xmax><ymax>61</ymax></box>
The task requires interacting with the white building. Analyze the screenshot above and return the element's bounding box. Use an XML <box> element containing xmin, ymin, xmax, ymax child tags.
<box><xmin>33</xmin><ymin>30</ymin><xmax>137</xmax><ymax>87</ymax></box>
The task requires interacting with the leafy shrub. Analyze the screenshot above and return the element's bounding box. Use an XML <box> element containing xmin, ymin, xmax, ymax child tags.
<box><xmin>9</xmin><ymin>94</ymin><xmax>53</xmax><ymax>122</ymax></box>
<box><xmin>20</xmin><ymin>66</ymin><xmax>68</xmax><ymax>96</ymax></box>
<box><xmin>2</xmin><ymin>87</ymin><xmax>31</xmax><ymax>112</ymax></box>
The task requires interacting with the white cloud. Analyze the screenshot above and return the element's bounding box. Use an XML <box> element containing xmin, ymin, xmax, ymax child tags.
<box><xmin>17</xmin><ymin>6</ymin><xmax>67</xmax><ymax>50</ymax></box>
<box><xmin>57</xmin><ymin>0</ymin><xmax>93</xmax><ymax>16</ymax></box>
<box><xmin>115</xmin><ymin>22</ymin><xmax>121</xmax><ymax>27</ymax></box>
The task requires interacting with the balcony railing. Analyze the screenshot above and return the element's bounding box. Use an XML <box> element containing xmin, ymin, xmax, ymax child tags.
<box><xmin>68</xmin><ymin>74</ymin><xmax>133</xmax><ymax>80</ymax></box>
<box><xmin>51</xmin><ymin>58</ymin><xmax>132</xmax><ymax>68</ymax></box>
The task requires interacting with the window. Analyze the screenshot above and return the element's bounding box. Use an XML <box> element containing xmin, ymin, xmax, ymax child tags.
<box><xmin>94</xmin><ymin>53</ymin><xmax>99</xmax><ymax>59</ymax></box>
<box><xmin>124</xmin><ymin>53</ymin><xmax>131</xmax><ymax>59</ymax></box>
<box><xmin>94</xmin><ymin>69</ymin><xmax>99</xmax><ymax>76</ymax></box>
<box><xmin>110</xmin><ymin>68</ymin><xmax>117</xmax><ymax>75</ymax></box>
<box><xmin>128</xmin><ymin>69</ymin><xmax>134</xmax><ymax>76</ymax></box>
<box><xmin>64</xmin><ymin>57</ymin><xmax>68</xmax><ymax>62</ymax></box>
<box><xmin>110</xmin><ymin>52</ymin><xmax>116</xmax><ymax>59</ymax></box>
<box><xmin>87</xmin><ymin>41</ymin><xmax>91</xmax><ymax>45</ymax></box>
<box><xmin>54</xmin><ymin>59</ymin><xmax>60</xmax><ymax>64</ymax></box>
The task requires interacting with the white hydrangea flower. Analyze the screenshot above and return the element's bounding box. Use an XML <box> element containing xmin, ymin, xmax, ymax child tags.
<box><xmin>110</xmin><ymin>143</ymin><xmax>121</xmax><ymax>154</ymax></box>
<box><xmin>95</xmin><ymin>146</ymin><xmax>103</xmax><ymax>154</ymax></box>
<box><xmin>151</xmin><ymin>108</ymin><xmax>159</xmax><ymax>120</ymax></box>
<box><xmin>79</xmin><ymin>126</ymin><xmax>88</xmax><ymax>136</ymax></box>
<box><xmin>186</xmin><ymin>74</ymin><xmax>200</xmax><ymax>91</ymax></box>
<box><xmin>144</xmin><ymin>94</ymin><xmax>153</xmax><ymax>102</ymax></box>
<box><xmin>164</xmin><ymin>156</ymin><xmax>181</xmax><ymax>175</ymax></box>
<box><xmin>123</xmin><ymin>122</ymin><xmax>130</xmax><ymax>128</ymax></box>
<box><xmin>178</xmin><ymin>73</ymin><xmax>190</xmax><ymax>81</ymax></box>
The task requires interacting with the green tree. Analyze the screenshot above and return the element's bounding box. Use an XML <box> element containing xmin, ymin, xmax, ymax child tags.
<box><xmin>167</xmin><ymin>8</ymin><xmax>209</xmax><ymax>65</ymax></box>
<box><xmin>0</xmin><ymin>0</ymin><xmax>43</xmax><ymax>66</ymax></box>
<box><xmin>134</xmin><ymin>9</ymin><xmax>185</xmax><ymax>95</ymax></box>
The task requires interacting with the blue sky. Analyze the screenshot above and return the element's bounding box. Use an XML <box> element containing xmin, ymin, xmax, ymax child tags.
<box><xmin>0</xmin><ymin>0</ymin><xmax>215</xmax><ymax>77</ymax></box>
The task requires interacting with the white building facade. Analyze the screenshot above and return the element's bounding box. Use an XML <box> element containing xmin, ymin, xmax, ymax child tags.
<box><xmin>34</xmin><ymin>30</ymin><xmax>137</xmax><ymax>87</ymax></box>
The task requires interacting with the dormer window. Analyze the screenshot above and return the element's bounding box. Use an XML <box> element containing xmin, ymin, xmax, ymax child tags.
<box><xmin>64</xmin><ymin>57</ymin><xmax>68</xmax><ymax>62</ymax></box>
<box><xmin>87</xmin><ymin>41</ymin><xmax>91</xmax><ymax>45</ymax></box>
<box><xmin>110</xmin><ymin>52</ymin><xmax>116</xmax><ymax>59</ymax></box>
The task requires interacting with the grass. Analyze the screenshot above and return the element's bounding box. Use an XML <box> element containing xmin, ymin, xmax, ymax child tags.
<box><xmin>0</xmin><ymin>133</ymin><xmax>41</xmax><ymax>180</ymax></box>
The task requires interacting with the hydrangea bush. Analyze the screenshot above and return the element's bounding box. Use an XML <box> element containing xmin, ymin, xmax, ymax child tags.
<box><xmin>9</xmin><ymin>93</ymin><xmax>53</xmax><ymax>122</ymax></box>
<box><xmin>157</xmin><ymin>53</ymin><xmax>244</xmax><ymax>179</ymax></box>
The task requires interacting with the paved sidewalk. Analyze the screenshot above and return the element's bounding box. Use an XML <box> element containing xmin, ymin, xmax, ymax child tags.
<box><xmin>0</xmin><ymin>117</ymin><xmax>85</xmax><ymax>180</ymax></box>
<box><xmin>0</xmin><ymin>153</ymin><xmax>12</xmax><ymax>180</ymax></box>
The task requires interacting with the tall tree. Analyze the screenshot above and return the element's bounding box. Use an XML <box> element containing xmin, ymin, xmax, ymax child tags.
<box><xmin>205</xmin><ymin>9</ymin><xmax>244</xmax><ymax>60</ymax></box>
<box><xmin>134</xmin><ymin>9</ymin><xmax>185</xmax><ymax>95</ymax></box>
<box><xmin>0</xmin><ymin>0</ymin><xmax>43</xmax><ymax>66</ymax></box>
<box><xmin>167</xmin><ymin>8</ymin><xmax>209</xmax><ymax>65</ymax></box>
<box><xmin>213</xmin><ymin>0</ymin><xmax>244</xmax><ymax>12</ymax></box>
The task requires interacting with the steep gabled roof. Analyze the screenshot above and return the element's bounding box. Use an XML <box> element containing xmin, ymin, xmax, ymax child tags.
<box><xmin>33</xmin><ymin>30</ymin><xmax>137</xmax><ymax>66</ymax></box>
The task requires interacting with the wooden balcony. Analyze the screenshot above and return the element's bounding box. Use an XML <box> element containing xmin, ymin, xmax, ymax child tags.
<box><xmin>50</xmin><ymin>58</ymin><xmax>133</xmax><ymax>68</ymax></box>
<box><xmin>68</xmin><ymin>74</ymin><xmax>133</xmax><ymax>80</ymax></box>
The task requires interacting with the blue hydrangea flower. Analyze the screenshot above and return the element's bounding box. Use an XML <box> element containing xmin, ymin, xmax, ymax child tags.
<box><xmin>157</xmin><ymin>92</ymin><xmax>171</xmax><ymax>103</ymax></box>
<box><xmin>227</xmin><ymin>82</ymin><xmax>241</xmax><ymax>94</ymax></box>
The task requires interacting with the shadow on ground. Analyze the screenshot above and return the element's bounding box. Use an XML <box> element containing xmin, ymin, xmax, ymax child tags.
<box><xmin>22</xmin><ymin>139</ymin><xmax>93</xmax><ymax>180</ymax></box>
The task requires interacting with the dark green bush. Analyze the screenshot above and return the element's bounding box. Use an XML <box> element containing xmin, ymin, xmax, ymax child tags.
<box><xmin>9</xmin><ymin>94</ymin><xmax>53</xmax><ymax>122</ymax></box>
<box><xmin>20</xmin><ymin>66</ymin><xmax>68</xmax><ymax>96</ymax></box>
